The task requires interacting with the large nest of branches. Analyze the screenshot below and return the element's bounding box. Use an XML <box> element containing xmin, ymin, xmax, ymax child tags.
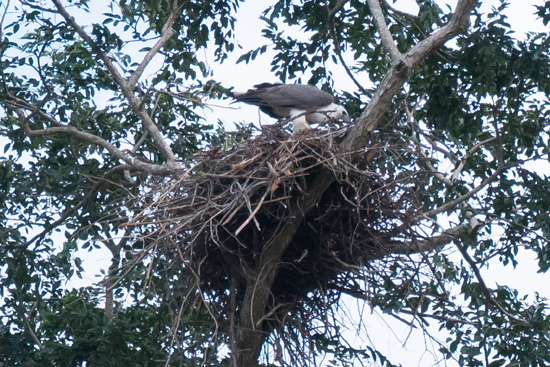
<box><xmin>128</xmin><ymin>124</ymin><xmax>423</xmax><ymax>337</ymax></box>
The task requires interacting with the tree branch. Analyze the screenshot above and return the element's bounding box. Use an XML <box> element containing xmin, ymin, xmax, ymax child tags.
<box><xmin>451</xmin><ymin>136</ymin><xmax>498</xmax><ymax>181</ymax></box>
<box><xmin>8</xmin><ymin>104</ymin><xmax>172</xmax><ymax>174</ymax></box>
<box><xmin>342</xmin><ymin>0</ymin><xmax>478</xmax><ymax>152</ymax></box>
<box><xmin>126</xmin><ymin>1</ymin><xmax>179</xmax><ymax>89</ymax></box>
<box><xmin>50</xmin><ymin>0</ymin><xmax>179</xmax><ymax>166</ymax></box>
<box><xmin>327</xmin><ymin>6</ymin><xmax>368</xmax><ymax>94</ymax></box>
<box><xmin>366</xmin><ymin>0</ymin><xmax>401</xmax><ymax>61</ymax></box>
<box><xmin>328</xmin><ymin>0</ymin><xmax>349</xmax><ymax>18</ymax></box>
<box><xmin>0</xmin><ymin>0</ymin><xmax>10</xmax><ymax>46</ymax></box>
<box><xmin>236</xmin><ymin>169</ymin><xmax>336</xmax><ymax>366</ymax></box>
<box><xmin>390</xmin><ymin>224</ymin><xmax>465</xmax><ymax>255</ymax></box>
<box><xmin>50</xmin><ymin>0</ymin><xmax>127</xmax><ymax>88</ymax></box>
<box><xmin>382</xmin><ymin>0</ymin><xmax>419</xmax><ymax>20</ymax></box>
<box><xmin>456</xmin><ymin>243</ymin><xmax>529</xmax><ymax>326</ymax></box>
<box><xmin>423</xmin><ymin>167</ymin><xmax>501</xmax><ymax>218</ymax></box>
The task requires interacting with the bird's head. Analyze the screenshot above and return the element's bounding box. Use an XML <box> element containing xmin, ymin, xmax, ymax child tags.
<box><xmin>307</xmin><ymin>103</ymin><xmax>350</xmax><ymax>125</ymax></box>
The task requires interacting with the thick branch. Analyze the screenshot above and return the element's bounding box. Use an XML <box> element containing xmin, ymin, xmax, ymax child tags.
<box><xmin>342</xmin><ymin>0</ymin><xmax>478</xmax><ymax>152</ymax></box>
<box><xmin>236</xmin><ymin>170</ymin><xmax>336</xmax><ymax>366</ymax></box>
<box><xmin>366</xmin><ymin>0</ymin><xmax>401</xmax><ymax>61</ymax></box>
<box><xmin>386</xmin><ymin>224</ymin><xmax>464</xmax><ymax>255</ymax></box>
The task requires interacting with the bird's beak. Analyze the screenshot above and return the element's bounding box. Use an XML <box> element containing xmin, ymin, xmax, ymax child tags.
<box><xmin>340</xmin><ymin>114</ymin><xmax>351</xmax><ymax>123</ymax></box>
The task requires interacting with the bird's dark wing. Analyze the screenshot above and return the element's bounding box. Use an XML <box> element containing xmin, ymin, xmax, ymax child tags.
<box><xmin>230</xmin><ymin>83</ymin><xmax>335</xmax><ymax>119</ymax></box>
<box><xmin>252</xmin><ymin>84</ymin><xmax>334</xmax><ymax>108</ymax></box>
<box><xmin>233</xmin><ymin>84</ymin><xmax>333</xmax><ymax>107</ymax></box>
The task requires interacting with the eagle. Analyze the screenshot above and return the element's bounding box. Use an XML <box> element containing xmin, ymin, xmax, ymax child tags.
<box><xmin>230</xmin><ymin>83</ymin><xmax>349</xmax><ymax>132</ymax></box>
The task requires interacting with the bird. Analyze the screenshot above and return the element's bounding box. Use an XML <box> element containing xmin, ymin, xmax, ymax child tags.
<box><xmin>229</xmin><ymin>83</ymin><xmax>349</xmax><ymax>133</ymax></box>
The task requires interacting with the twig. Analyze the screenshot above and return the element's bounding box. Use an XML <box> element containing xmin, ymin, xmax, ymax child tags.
<box><xmin>456</xmin><ymin>243</ymin><xmax>529</xmax><ymax>326</ymax></box>
<box><xmin>451</xmin><ymin>136</ymin><xmax>498</xmax><ymax>181</ymax></box>
<box><xmin>382</xmin><ymin>0</ymin><xmax>419</xmax><ymax>20</ymax></box>
<box><xmin>127</xmin><ymin>1</ymin><xmax>180</xmax><ymax>89</ymax></box>
<box><xmin>235</xmin><ymin>187</ymin><xmax>270</xmax><ymax>236</ymax></box>
<box><xmin>0</xmin><ymin>0</ymin><xmax>11</xmax><ymax>47</ymax></box>
<box><xmin>423</xmin><ymin>164</ymin><xmax>506</xmax><ymax>218</ymax></box>
<box><xmin>327</xmin><ymin>3</ymin><xmax>368</xmax><ymax>94</ymax></box>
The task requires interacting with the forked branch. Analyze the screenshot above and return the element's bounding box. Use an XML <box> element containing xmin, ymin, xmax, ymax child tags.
<box><xmin>343</xmin><ymin>0</ymin><xmax>477</xmax><ymax>152</ymax></box>
<box><xmin>366</xmin><ymin>0</ymin><xmax>401</xmax><ymax>61</ymax></box>
<box><xmin>50</xmin><ymin>0</ymin><xmax>180</xmax><ymax>166</ymax></box>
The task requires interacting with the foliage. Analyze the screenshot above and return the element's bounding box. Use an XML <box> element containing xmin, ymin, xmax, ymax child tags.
<box><xmin>1</xmin><ymin>0</ymin><xmax>550</xmax><ymax>366</ymax></box>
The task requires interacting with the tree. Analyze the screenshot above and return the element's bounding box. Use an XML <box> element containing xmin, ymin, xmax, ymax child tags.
<box><xmin>1</xmin><ymin>0</ymin><xmax>550</xmax><ymax>366</ymax></box>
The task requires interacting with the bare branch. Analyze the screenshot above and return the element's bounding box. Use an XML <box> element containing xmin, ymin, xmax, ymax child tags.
<box><xmin>366</xmin><ymin>0</ymin><xmax>401</xmax><ymax>61</ymax></box>
<box><xmin>423</xmin><ymin>167</ymin><xmax>500</xmax><ymax>218</ymax></box>
<box><xmin>382</xmin><ymin>0</ymin><xmax>419</xmax><ymax>20</ymax></box>
<box><xmin>50</xmin><ymin>0</ymin><xmax>179</xmax><ymax>166</ymax></box>
<box><xmin>0</xmin><ymin>0</ymin><xmax>10</xmax><ymax>45</ymax></box>
<box><xmin>343</xmin><ymin>0</ymin><xmax>477</xmax><ymax>152</ymax></box>
<box><xmin>126</xmin><ymin>1</ymin><xmax>180</xmax><ymax>89</ymax></box>
<box><xmin>451</xmin><ymin>136</ymin><xmax>498</xmax><ymax>181</ymax></box>
<box><xmin>235</xmin><ymin>186</ymin><xmax>270</xmax><ymax>236</ymax></box>
<box><xmin>8</xmin><ymin>104</ymin><xmax>172</xmax><ymax>174</ymax></box>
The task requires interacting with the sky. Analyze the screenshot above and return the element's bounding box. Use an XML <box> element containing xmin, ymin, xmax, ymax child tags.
<box><xmin>3</xmin><ymin>0</ymin><xmax>549</xmax><ymax>366</ymax></box>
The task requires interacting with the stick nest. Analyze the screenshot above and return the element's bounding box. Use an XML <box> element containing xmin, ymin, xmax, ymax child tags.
<box><xmin>130</xmin><ymin>125</ymin><xmax>419</xmax><ymax>332</ymax></box>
